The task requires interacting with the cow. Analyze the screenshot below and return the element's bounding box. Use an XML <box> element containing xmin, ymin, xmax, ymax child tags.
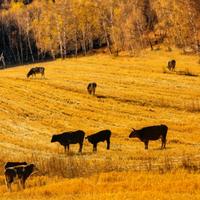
<box><xmin>5</xmin><ymin>162</ymin><xmax>27</xmax><ymax>169</ymax></box>
<box><xmin>167</xmin><ymin>60</ymin><xmax>176</xmax><ymax>71</ymax></box>
<box><xmin>27</xmin><ymin>67</ymin><xmax>45</xmax><ymax>78</ymax></box>
<box><xmin>87</xmin><ymin>82</ymin><xmax>97</xmax><ymax>95</ymax></box>
<box><xmin>51</xmin><ymin>130</ymin><xmax>85</xmax><ymax>153</ymax></box>
<box><xmin>129</xmin><ymin>124</ymin><xmax>168</xmax><ymax>150</ymax></box>
<box><xmin>4</xmin><ymin>163</ymin><xmax>38</xmax><ymax>192</ymax></box>
<box><xmin>85</xmin><ymin>130</ymin><xmax>111</xmax><ymax>152</ymax></box>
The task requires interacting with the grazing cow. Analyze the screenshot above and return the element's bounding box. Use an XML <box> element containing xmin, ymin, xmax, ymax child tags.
<box><xmin>167</xmin><ymin>60</ymin><xmax>176</xmax><ymax>71</ymax></box>
<box><xmin>5</xmin><ymin>162</ymin><xmax>27</xmax><ymax>169</ymax></box>
<box><xmin>129</xmin><ymin>124</ymin><xmax>168</xmax><ymax>150</ymax></box>
<box><xmin>87</xmin><ymin>82</ymin><xmax>97</xmax><ymax>95</ymax></box>
<box><xmin>4</xmin><ymin>163</ymin><xmax>38</xmax><ymax>192</ymax></box>
<box><xmin>51</xmin><ymin>130</ymin><xmax>85</xmax><ymax>153</ymax></box>
<box><xmin>27</xmin><ymin>67</ymin><xmax>45</xmax><ymax>78</ymax></box>
<box><xmin>86</xmin><ymin>130</ymin><xmax>111</xmax><ymax>152</ymax></box>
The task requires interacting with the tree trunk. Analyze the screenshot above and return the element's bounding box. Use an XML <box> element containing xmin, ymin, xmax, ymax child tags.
<box><xmin>27</xmin><ymin>34</ymin><xmax>34</xmax><ymax>62</ymax></box>
<box><xmin>82</xmin><ymin>30</ymin><xmax>87</xmax><ymax>56</ymax></box>
<box><xmin>19</xmin><ymin>26</ymin><xmax>24</xmax><ymax>64</ymax></box>
<box><xmin>16</xmin><ymin>44</ymin><xmax>21</xmax><ymax>64</ymax></box>
<box><xmin>75</xmin><ymin>31</ymin><xmax>78</xmax><ymax>57</ymax></box>
<box><xmin>103</xmin><ymin>21</ymin><xmax>112</xmax><ymax>54</ymax></box>
<box><xmin>63</xmin><ymin>27</ymin><xmax>67</xmax><ymax>59</ymax></box>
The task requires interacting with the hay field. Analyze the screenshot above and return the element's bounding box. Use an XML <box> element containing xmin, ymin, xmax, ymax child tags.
<box><xmin>0</xmin><ymin>48</ymin><xmax>200</xmax><ymax>199</ymax></box>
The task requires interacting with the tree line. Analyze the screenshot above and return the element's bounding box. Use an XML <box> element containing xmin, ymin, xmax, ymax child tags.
<box><xmin>0</xmin><ymin>0</ymin><xmax>199</xmax><ymax>65</ymax></box>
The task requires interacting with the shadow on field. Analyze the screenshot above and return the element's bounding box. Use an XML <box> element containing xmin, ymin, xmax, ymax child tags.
<box><xmin>152</xmin><ymin>146</ymin><xmax>173</xmax><ymax>151</ymax></box>
<box><xmin>26</xmin><ymin>77</ymin><xmax>48</xmax><ymax>80</ymax></box>
<box><xmin>96</xmin><ymin>95</ymin><xmax>107</xmax><ymax>99</ymax></box>
<box><xmin>56</xmin><ymin>151</ymin><xmax>95</xmax><ymax>157</ymax></box>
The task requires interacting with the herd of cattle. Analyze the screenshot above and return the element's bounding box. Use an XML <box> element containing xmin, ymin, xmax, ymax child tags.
<box><xmin>51</xmin><ymin>129</ymin><xmax>112</xmax><ymax>153</ymax></box>
<box><xmin>3</xmin><ymin>60</ymin><xmax>174</xmax><ymax>192</ymax></box>
<box><xmin>4</xmin><ymin>125</ymin><xmax>168</xmax><ymax>192</ymax></box>
<box><xmin>51</xmin><ymin>125</ymin><xmax>168</xmax><ymax>153</ymax></box>
<box><xmin>26</xmin><ymin>59</ymin><xmax>176</xmax><ymax>95</ymax></box>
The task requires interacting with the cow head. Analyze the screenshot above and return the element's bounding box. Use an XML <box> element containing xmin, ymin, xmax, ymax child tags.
<box><xmin>27</xmin><ymin>71</ymin><xmax>31</xmax><ymax>78</ymax></box>
<box><xmin>27</xmin><ymin>164</ymin><xmax>39</xmax><ymax>174</ymax></box>
<box><xmin>51</xmin><ymin>135</ymin><xmax>57</xmax><ymax>143</ymax></box>
<box><xmin>85</xmin><ymin>136</ymin><xmax>92</xmax><ymax>143</ymax></box>
<box><xmin>30</xmin><ymin>164</ymin><xmax>38</xmax><ymax>171</ymax></box>
<box><xmin>129</xmin><ymin>128</ymin><xmax>138</xmax><ymax>138</ymax></box>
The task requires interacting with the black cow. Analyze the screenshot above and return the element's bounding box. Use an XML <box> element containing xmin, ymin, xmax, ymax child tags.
<box><xmin>87</xmin><ymin>82</ymin><xmax>97</xmax><ymax>95</ymax></box>
<box><xmin>5</xmin><ymin>162</ymin><xmax>27</xmax><ymax>169</ymax></box>
<box><xmin>86</xmin><ymin>130</ymin><xmax>111</xmax><ymax>152</ymax></box>
<box><xmin>27</xmin><ymin>67</ymin><xmax>45</xmax><ymax>78</ymax></box>
<box><xmin>167</xmin><ymin>60</ymin><xmax>176</xmax><ymax>71</ymax></box>
<box><xmin>129</xmin><ymin>124</ymin><xmax>168</xmax><ymax>150</ymax></box>
<box><xmin>5</xmin><ymin>163</ymin><xmax>38</xmax><ymax>192</ymax></box>
<box><xmin>51</xmin><ymin>130</ymin><xmax>85</xmax><ymax>153</ymax></box>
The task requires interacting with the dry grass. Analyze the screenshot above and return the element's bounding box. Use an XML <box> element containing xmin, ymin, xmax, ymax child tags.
<box><xmin>0</xmin><ymin>47</ymin><xmax>200</xmax><ymax>199</ymax></box>
<box><xmin>1</xmin><ymin>170</ymin><xmax>200</xmax><ymax>200</ymax></box>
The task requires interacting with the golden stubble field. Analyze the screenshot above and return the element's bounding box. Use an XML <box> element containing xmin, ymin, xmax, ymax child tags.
<box><xmin>0</xmin><ymin>48</ymin><xmax>200</xmax><ymax>199</ymax></box>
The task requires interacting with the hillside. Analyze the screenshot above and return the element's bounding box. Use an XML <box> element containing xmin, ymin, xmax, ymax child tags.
<box><xmin>0</xmin><ymin>48</ymin><xmax>200</xmax><ymax>199</ymax></box>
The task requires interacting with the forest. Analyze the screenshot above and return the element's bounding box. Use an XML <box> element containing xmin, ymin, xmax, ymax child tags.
<box><xmin>0</xmin><ymin>0</ymin><xmax>200</xmax><ymax>65</ymax></box>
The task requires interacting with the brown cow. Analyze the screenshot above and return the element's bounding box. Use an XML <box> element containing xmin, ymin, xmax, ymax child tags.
<box><xmin>51</xmin><ymin>130</ymin><xmax>85</xmax><ymax>153</ymax></box>
<box><xmin>27</xmin><ymin>67</ymin><xmax>45</xmax><ymax>78</ymax></box>
<box><xmin>87</xmin><ymin>82</ymin><xmax>97</xmax><ymax>95</ymax></box>
<box><xmin>5</xmin><ymin>163</ymin><xmax>38</xmax><ymax>192</ymax></box>
<box><xmin>86</xmin><ymin>130</ymin><xmax>111</xmax><ymax>152</ymax></box>
<box><xmin>167</xmin><ymin>60</ymin><xmax>176</xmax><ymax>71</ymax></box>
<box><xmin>129</xmin><ymin>124</ymin><xmax>168</xmax><ymax>150</ymax></box>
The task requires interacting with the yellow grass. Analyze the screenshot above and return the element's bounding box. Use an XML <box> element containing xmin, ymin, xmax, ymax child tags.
<box><xmin>1</xmin><ymin>171</ymin><xmax>200</xmax><ymax>200</ymax></box>
<box><xmin>0</xmin><ymin>47</ymin><xmax>200</xmax><ymax>199</ymax></box>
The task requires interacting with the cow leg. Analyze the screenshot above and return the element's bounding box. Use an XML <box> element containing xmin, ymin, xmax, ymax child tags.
<box><xmin>19</xmin><ymin>179</ymin><xmax>23</xmax><ymax>189</ymax></box>
<box><xmin>106</xmin><ymin>138</ymin><xmax>110</xmax><ymax>150</ymax></box>
<box><xmin>93</xmin><ymin>143</ymin><xmax>97</xmax><ymax>152</ymax></box>
<box><xmin>5</xmin><ymin>178</ymin><xmax>12</xmax><ymax>192</ymax></box>
<box><xmin>7</xmin><ymin>182</ymin><xmax>12</xmax><ymax>192</ymax></box>
<box><xmin>161</xmin><ymin>135</ymin><xmax>167</xmax><ymax>149</ymax></box>
<box><xmin>67</xmin><ymin>144</ymin><xmax>70</xmax><ymax>152</ymax></box>
<box><xmin>63</xmin><ymin>145</ymin><xmax>69</xmax><ymax>153</ymax></box>
<box><xmin>22</xmin><ymin>179</ymin><xmax>26</xmax><ymax>189</ymax></box>
<box><xmin>88</xmin><ymin>88</ymin><xmax>91</xmax><ymax>94</ymax></box>
<box><xmin>144</xmin><ymin>141</ymin><xmax>149</xmax><ymax>150</ymax></box>
<box><xmin>64</xmin><ymin>146</ymin><xmax>66</xmax><ymax>153</ymax></box>
<box><xmin>79</xmin><ymin>143</ymin><xmax>83</xmax><ymax>153</ymax></box>
<box><xmin>164</xmin><ymin>139</ymin><xmax>167</xmax><ymax>149</ymax></box>
<box><xmin>161</xmin><ymin>138</ymin><xmax>167</xmax><ymax>149</ymax></box>
<box><xmin>19</xmin><ymin>178</ymin><xmax>25</xmax><ymax>189</ymax></box>
<box><xmin>64</xmin><ymin>145</ymin><xmax>69</xmax><ymax>153</ymax></box>
<box><xmin>17</xmin><ymin>179</ymin><xmax>21</xmax><ymax>190</ymax></box>
<box><xmin>6</xmin><ymin>175</ymin><xmax>15</xmax><ymax>192</ymax></box>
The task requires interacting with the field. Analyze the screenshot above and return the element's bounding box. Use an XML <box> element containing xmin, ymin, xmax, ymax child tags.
<box><xmin>0</xmin><ymin>47</ymin><xmax>200</xmax><ymax>199</ymax></box>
